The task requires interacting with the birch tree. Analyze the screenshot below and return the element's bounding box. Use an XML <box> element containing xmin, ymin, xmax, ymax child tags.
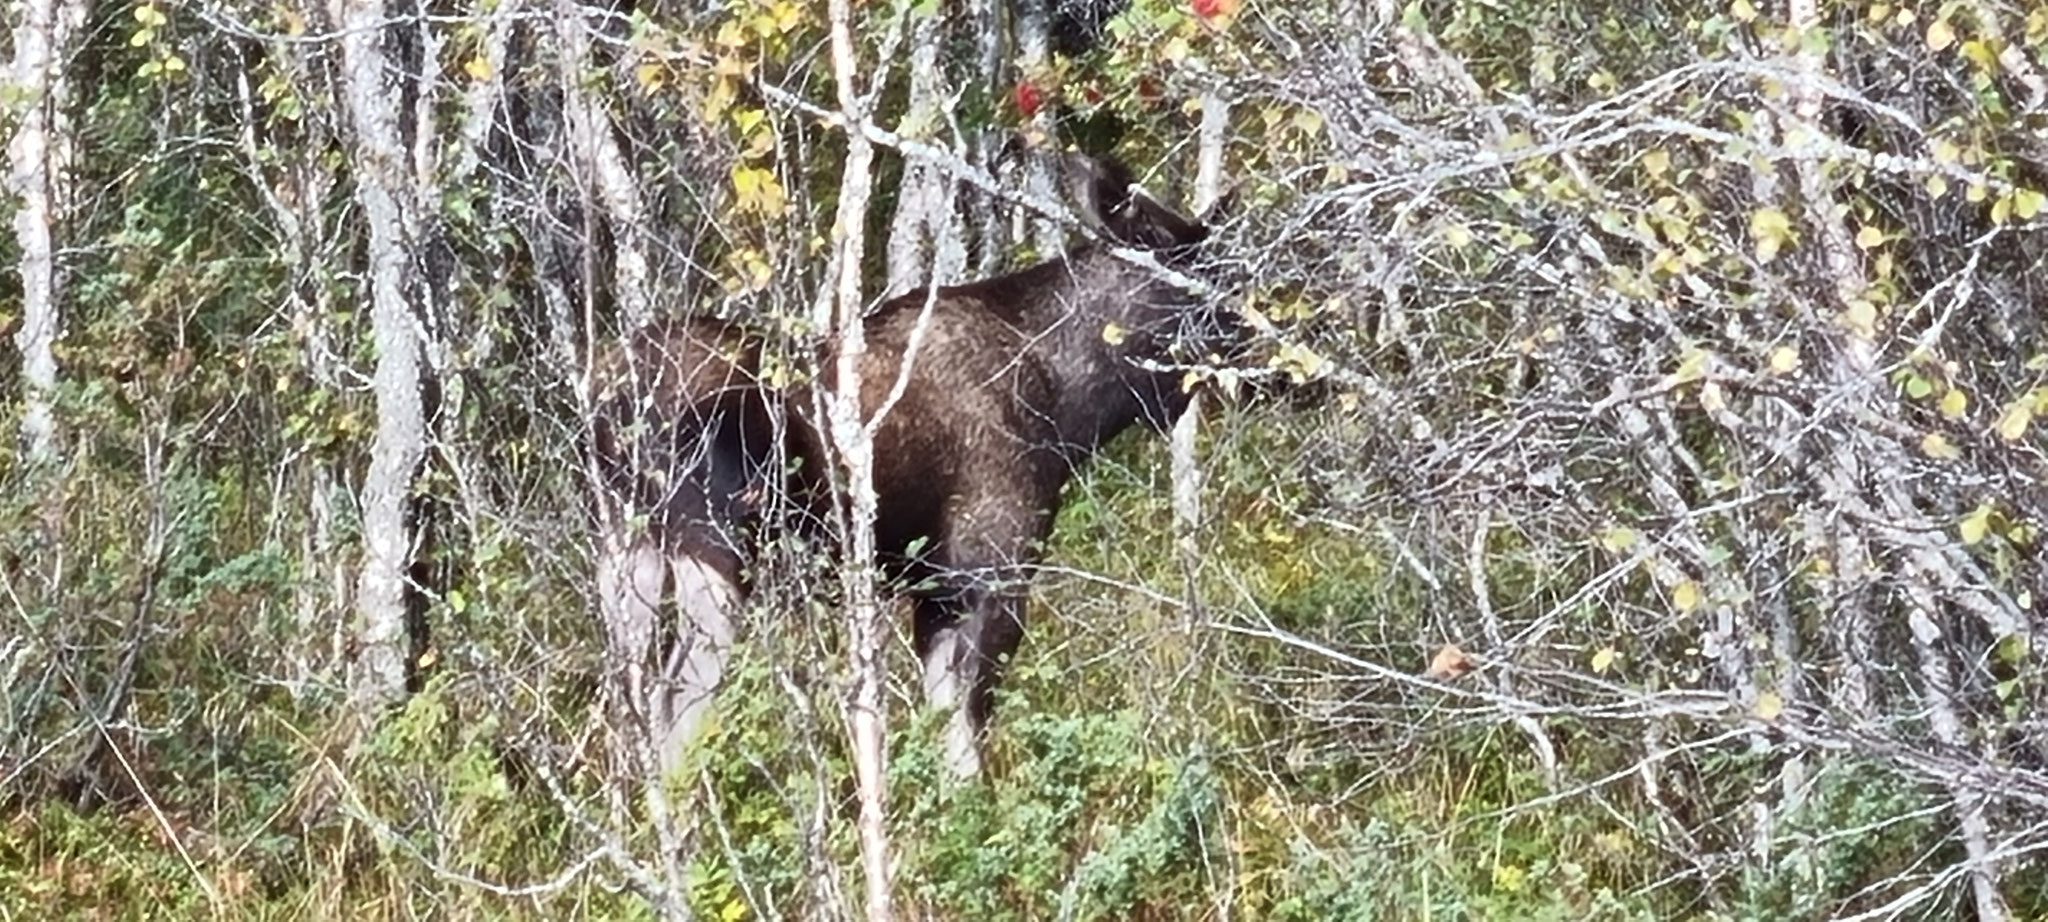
<box><xmin>6</xmin><ymin>0</ymin><xmax>87</xmax><ymax>465</ymax></box>
<box><xmin>823</xmin><ymin>0</ymin><xmax>894</xmax><ymax>914</ymax></box>
<box><xmin>330</xmin><ymin>0</ymin><xmax>435</xmax><ymax>715</ymax></box>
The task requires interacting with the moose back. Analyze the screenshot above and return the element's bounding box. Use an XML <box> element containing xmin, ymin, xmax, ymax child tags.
<box><xmin>589</xmin><ymin>151</ymin><xmax>1236</xmax><ymax>776</ymax></box>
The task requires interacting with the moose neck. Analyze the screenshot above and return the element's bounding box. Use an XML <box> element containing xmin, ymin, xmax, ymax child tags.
<box><xmin>1014</xmin><ymin>244</ymin><xmax>1201</xmax><ymax>464</ymax></box>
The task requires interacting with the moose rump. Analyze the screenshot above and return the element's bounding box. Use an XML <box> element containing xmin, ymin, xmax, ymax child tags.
<box><xmin>589</xmin><ymin>151</ymin><xmax>1226</xmax><ymax>777</ymax></box>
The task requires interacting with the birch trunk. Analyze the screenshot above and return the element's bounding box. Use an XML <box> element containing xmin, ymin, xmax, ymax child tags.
<box><xmin>1012</xmin><ymin>0</ymin><xmax>1060</xmax><ymax>257</ymax></box>
<box><xmin>332</xmin><ymin>0</ymin><xmax>432</xmax><ymax>715</ymax></box>
<box><xmin>883</xmin><ymin>10</ymin><xmax>963</xmax><ymax>297</ymax></box>
<box><xmin>969</xmin><ymin>0</ymin><xmax>1007</xmax><ymax>276</ymax></box>
<box><xmin>823</xmin><ymin>0</ymin><xmax>893</xmax><ymax>913</ymax></box>
<box><xmin>6</xmin><ymin>0</ymin><xmax>87</xmax><ymax>465</ymax></box>
<box><xmin>555</xmin><ymin>0</ymin><xmax>656</xmax><ymax>333</ymax></box>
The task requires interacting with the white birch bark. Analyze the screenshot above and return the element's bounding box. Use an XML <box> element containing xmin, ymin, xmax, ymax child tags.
<box><xmin>823</xmin><ymin>0</ymin><xmax>893</xmax><ymax>912</ymax></box>
<box><xmin>6</xmin><ymin>0</ymin><xmax>87</xmax><ymax>465</ymax></box>
<box><xmin>555</xmin><ymin>0</ymin><xmax>655</xmax><ymax>333</ymax></box>
<box><xmin>331</xmin><ymin>0</ymin><xmax>432</xmax><ymax>715</ymax></box>
<box><xmin>970</xmin><ymin>0</ymin><xmax>1007</xmax><ymax>276</ymax></box>
<box><xmin>1170</xmin><ymin>91</ymin><xmax>1228</xmax><ymax>621</ymax></box>
<box><xmin>883</xmin><ymin>10</ymin><xmax>963</xmax><ymax>297</ymax></box>
<box><xmin>1012</xmin><ymin>0</ymin><xmax>1061</xmax><ymax>257</ymax></box>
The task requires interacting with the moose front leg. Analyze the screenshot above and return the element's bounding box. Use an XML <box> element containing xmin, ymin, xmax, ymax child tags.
<box><xmin>597</xmin><ymin>532</ymin><xmax>670</xmax><ymax>778</ymax></box>
<box><xmin>915</xmin><ymin>583</ymin><xmax>1026</xmax><ymax>778</ymax></box>
<box><xmin>598</xmin><ymin>528</ymin><xmax>741</xmax><ymax>778</ymax></box>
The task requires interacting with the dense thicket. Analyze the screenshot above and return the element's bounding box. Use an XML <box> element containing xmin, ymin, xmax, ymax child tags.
<box><xmin>5</xmin><ymin>0</ymin><xmax>2047</xmax><ymax>918</ymax></box>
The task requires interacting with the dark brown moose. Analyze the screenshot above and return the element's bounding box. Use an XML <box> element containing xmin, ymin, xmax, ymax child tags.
<box><xmin>590</xmin><ymin>151</ymin><xmax>1234</xmax><ymax>776</ymax></box>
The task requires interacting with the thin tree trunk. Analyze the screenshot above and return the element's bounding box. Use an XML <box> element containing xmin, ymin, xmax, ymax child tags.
<box><xmin>6</xmin><ymin>0</ymin><xmax>86</xmax><ymax>465</ymax></box>
<box><xmin>823</xmin><ymin>0</ymin><xmax>893</xmax><ymax>913</ymax></box>
<box><xmin>332</xmin><ymin>0</ymin><xmax>432</xmax><ymax>716</ymax></box>
<box><xmin>1012</xmin><ymin>0</ymin><xmax>1060</xmax><ymax>256</ymax></box>
<box><xmin>556</xmin><ymin>0</ymin><xmax>655</xmax><ymax>333</ymax></box>
<box><xmin>883</xmin><ymin>11</ymin><xmax>962</xmax><ymax>297</ymax></box>
<box><xmin>969</xmin><ymin>0</ymin><xmax>1007</xmax><ymax>276</ymax></box>
<box><xmin>1170</xmin><ymin>91</ymin><xmax>1231</xmax><ymax>546</ymax></box>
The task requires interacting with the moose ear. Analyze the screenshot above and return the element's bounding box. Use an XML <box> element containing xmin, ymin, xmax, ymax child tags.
<box><xmin>1062</xmin><ymin>152</ymin><xmax>1208</xmax><ymax>250</ymax></box>
<box><xmin>1060</xmin><ymin>151</ymin><xmax>1135</xmax><ymax>234</ymax></box>
<box><xmin>1125</xmin><ymin>187</ymin><xmax>1208</xmax><ymax>249</ymax></box>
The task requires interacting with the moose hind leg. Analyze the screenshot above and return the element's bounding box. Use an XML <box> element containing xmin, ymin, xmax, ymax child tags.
<box><xmin>916</xmin><ymin>598</ymin><xmax>980</xmax><ymax>778</ymax></box>
<box><xmin>916</xmin><ymin>588</ymin><xmax>1025</xmax><ymax>778</ymax></box>
<box><xmin>651</xmin><ymin>552</ymin><xmax>740</xmax><ymax>774</ymax></box>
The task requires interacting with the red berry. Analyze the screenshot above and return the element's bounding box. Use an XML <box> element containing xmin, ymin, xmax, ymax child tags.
<box><xmin>1191</xmin><ymin>0</ymin><xmax>1223</xmax><ymax>18</ymax></box>
<box><xmin>1014</xmin><ymin>81</ymin><xmax>1044</xmax><ymax>118</ymax></box>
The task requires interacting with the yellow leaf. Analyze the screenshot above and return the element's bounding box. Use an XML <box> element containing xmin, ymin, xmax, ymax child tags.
<box><xmin>1961</xmin><ymin>503</ymin><xmax>1994</xmax><ymax>545</ymax></box>
<box><xmin>1600</xmin><ymin>526</ymin><xmax>1639</xmax><ymax>553</ymax></box>
<box><xmin>1292</xmin><ymin>109</ymin><xmax>1324</xmax><ymax>137</ymax></box>
<box><xmin>1672</xmin><ymin>579</ymin><xmax>1702</xmax><ymax>613</ymax></box>
<box><xmin>1642</xmin><ymin>148</ymin><xmax>1671</xmax><ymax>177</ymax></box>
<box><xmin>635</xmin><ymin>62</ymin><xmax>664</xmax><ymax>89</ymax></box>
<box><xmin>1940</xmin><ymin>388</ymin><xmax>1968</xmax><ymax>419</ymax></box>
<box><xmin>1591</xmin><ymin>647</ymin><xmax>1617</xmax><ymax>675</ymax></box>
<box><xmin>2016</xmin><ymin>188</ymin><xmax>2046</xmax><ymax>221</ymax></box>
<box><xmin>1442</xmin><ymin>224</ymin><xmax>1472</xmax><ymax>248</ymax></box>
<box><xmin>1921</xmin><ymin>432</ymin><xmax>1960</xmax><ymax>459</ymax></box>
<box><xmin>1961</xmin><ymin>39</ymin><xmax>1998</xmax><ymax>69</ymax></box>
<box><xmin>1931</xmin><ymin>138</ymin><xmax>1961</xmax><ymax>164</ymax></box>
<box><xmin>1993</xmin><ymin>193</ymin><xmax>2014</xmax><ymax>225</ymax></box>
<box><xmin>1750</xmin><ymin>207</ymin><xmax>1792</xmax><ymax>262</ymax></box>
<box><xmin>1927</xmin><ymin>175</ymin><xmax>1950</xmax><ymax>199</ymax></box>
<box><xmin>1927</xmin><ymin>18</ymin><xmax>1956</xmax><ymax>51</ymax></box>
<box><xmin>464</xmin><ymin>55</ymin><xmax>493</xmax><ymax>81</ymax></box>
<box><xmin>1730</xmin><ymin>0</ymin><xmax>1757</xmax><ymax>22</ymax></box>
<box><xmin>1841</xmin><ymin>300</ymin><xmax>1878</xmax><ymax>339</ymax></box>
<box><xmin>1101</xmin><ymin>322</ymin><xmax>1127</xmax><ymax>345</ymax></box>
<box><xmin>1968</xmin><ymin>182</ymin><xmax>1989</xmax><ymax>203</ymax></box>
<box><xmin>1672</xmin><ymin>348</ymin><xmax>1711</xmax><ymax>384</ymax></box>
<box><xmin>1768</xmin><ymin>345</ymin><xmax>1800</xmax><ymax>374</ymax></box>
<box><xmin>1998</xmin><ymin>400</ymin><xmax>2034</xmax><ymax>441</ymax></box>
<box><xmin>1854</xmin><ymin>225</ymin><xmax>1884</xmax><ymax>249</ymax></box>
<box><xmin>1271</xmin><ymin>342</ymin><xmax>1327</xmax><ymax>383</ymax></box>
<box><xmin>1754</xmin><ymin>691</ymin><xmax>1784</xmax><ymax>721</ymax></box>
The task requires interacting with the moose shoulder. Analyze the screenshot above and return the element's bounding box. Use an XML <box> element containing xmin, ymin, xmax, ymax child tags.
<box><xmin>590</xmin><ymin>150</ymin><xmax>1234</xmax><ymax>777</ymax></box>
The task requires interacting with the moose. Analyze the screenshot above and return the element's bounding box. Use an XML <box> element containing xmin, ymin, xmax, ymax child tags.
<box><xmin>589</xmin><ymin>150</ymin><xmax>1237</xmax><ymax>777</ymax></box>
